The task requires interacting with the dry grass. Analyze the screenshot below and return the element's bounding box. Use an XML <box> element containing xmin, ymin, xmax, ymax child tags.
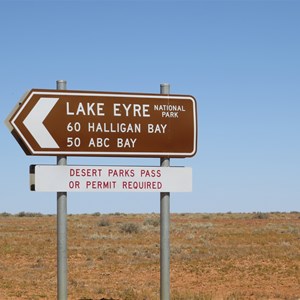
<box><xmin>0</xmin><ymin>212</ymin><xmax>299</xmax><ymax>299</ymax></box>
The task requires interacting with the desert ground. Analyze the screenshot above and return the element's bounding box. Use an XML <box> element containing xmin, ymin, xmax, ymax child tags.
<box><xmin>0</xmin><ymin>212</ymin><xmax>299</xmax><ymax>299</ymax></box>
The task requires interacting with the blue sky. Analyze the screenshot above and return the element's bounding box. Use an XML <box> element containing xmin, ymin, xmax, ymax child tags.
<box><xmin>1</xmin><ymin>0</ymin><xmax>299</xmax><ymax>214</ymax></box>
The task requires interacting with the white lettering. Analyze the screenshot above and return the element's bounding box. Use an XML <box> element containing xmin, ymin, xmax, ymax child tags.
<box><xmin>66</xmin><ymin>102</ymin><xmax>74</xmax><ymax>115</ymax></box>
<box><xmin>113</xmin><ymin>103</ymin><xmax>121</xmax><ymax>116</ymax></box>
<box><xmin>154</xmin><ymin>104</ymin><xmax>185</xmax><ymax>112</ymax></box>
<box><xmin>88</xmin><ymin>138</ymin><xmax>110</xmax><ymax>148</ymax></box>
<box><xmin>162</xmin><ymin>112</ymin><xmax>178</xmax><ymax>118</ymax></box>
<box><xmin>88</xmin><ymin>122</ymin><xmax>141</xmax><ymax>133</ymax></box>
<box><xmin>66</xmin><ymin>102</ymin><xmax>105</xmax><ymax>116</ymax></box>
<box><xmin>117</xmin><ymin>138</ymin><xmax>137</xmax><ymax>148</ymax></box>
<box><xmin>148</xmin><ymin>124</ymin><xmax>167</xmax><ymax>134</ymax></box>
<box><xmin>113</xmin><ymin>103</ymin><xmax>150</xmax><ymax>117</ymax></box>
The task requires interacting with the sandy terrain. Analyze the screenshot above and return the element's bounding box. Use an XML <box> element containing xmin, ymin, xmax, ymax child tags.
<box><xmin>0</xmin><ymin>212</ymin><xmax>299</xmax><ymax>299</ymax></box>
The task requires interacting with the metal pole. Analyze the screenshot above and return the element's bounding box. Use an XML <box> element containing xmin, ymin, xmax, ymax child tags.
<box><xmin>56</xmin><ymin>80</ymin><xmax>68</xmax><ymax>300</ymax></box>
<box><xmin>160</xmin><ymin>83</ymin><xmax>170</xmax><ymax>300</ymax></box>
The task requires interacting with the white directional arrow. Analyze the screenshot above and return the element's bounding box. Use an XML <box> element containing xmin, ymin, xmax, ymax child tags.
<box><xmin>23</xmin><ymin>97</ymin><xmax>59</xmax><ymax>148</ymax></box>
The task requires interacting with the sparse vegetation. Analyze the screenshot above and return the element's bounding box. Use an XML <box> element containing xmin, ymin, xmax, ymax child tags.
<box><xmin>16</xmin><ymin>211</ymin><xmax>43</xmax><ymax>217</ymax></box>
<box><xmin>143</xmin><ymin>216</ymin><xmax>160</xmax><ymax>227</ymax></box>
<box><xmin>92</xmin><ymin>212</ymin><xmax>101</xmax><ymax>216</ymax></box>
<box><xmin>0</xmin><ymin>212</ymin><xmax>299</xmax><ymax>299</ymax></box>
<box><xmin>120</xmin><ymin>222</ymin><xmax>140</xmax><ymax>234</ymax></box>
<box><xmin>0</xmin><ymin>212</ymin><xmax>11</xmax><ymax>217</ymax></box>
<box><xmin>98</xmin><ymin>217</ymin><xmax>111</xmax><ymax>227</ymax></box>
<box><xmin>253</xmin><ymin>212</ymin><xmax>269</xmax><ymax>219</ymax></box>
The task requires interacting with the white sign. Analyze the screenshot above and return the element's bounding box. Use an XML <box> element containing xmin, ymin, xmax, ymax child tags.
<box><xmin>30</xmin><ymin>165</ymin><xmax>192</xmax><ymax>192</ymax></box>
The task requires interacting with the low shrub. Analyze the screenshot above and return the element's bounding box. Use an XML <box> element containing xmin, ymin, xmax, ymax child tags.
<box><xmin>120</xmin><ymin>223</ymin><xmax>139</xmax><ymax>234</ymax></box>
<box><xmin>143</xmin><ymin>217</ymin><xmax>160</xmax><ymax>227</ymax></box>
<box><xmin>16</xmin><ymin>212</ymin><xmax>43</xmax><ymax>217</ymax></box>
<box><xmin>253</xmin><ymin>212</ymin><xmax>269</xmax><ymax>219</ymax></box>
<box><xmin>0</xmin><ymin>212</ymin><xmax>11</xmax><ymax>217</ymax></box>
<box><xmin>98</xmin><ymin>217</ymin><xmax>110</xmax><ymax>227</ymax></box>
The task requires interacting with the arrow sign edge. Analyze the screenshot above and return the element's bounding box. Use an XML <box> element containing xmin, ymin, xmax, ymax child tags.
<box><xmin>23</xmin><ymin>97</ymin><xmax>59</xmax><ymax>148</ymax></box>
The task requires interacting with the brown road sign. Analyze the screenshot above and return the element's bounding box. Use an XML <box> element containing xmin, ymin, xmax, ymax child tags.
<box><xmin>7</xmin><ymin>89</ymin><xmax>197</xmax><ymax>157</ymax></box>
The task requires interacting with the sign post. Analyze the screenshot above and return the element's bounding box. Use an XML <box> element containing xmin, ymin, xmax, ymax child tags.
<box><xmin>160</xmin><ymin>83</ymin><xmax>171</xmax><ymax>300</ymax></box>
<box><xmin>56</xmin><ymin>80</ymin><xmax>68</xmax><ymax>300</ymax></box>
<box><xmin>6</xmin><ymin>83</ymin><xmax>198</xmax><ymax>300</ymax></box>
